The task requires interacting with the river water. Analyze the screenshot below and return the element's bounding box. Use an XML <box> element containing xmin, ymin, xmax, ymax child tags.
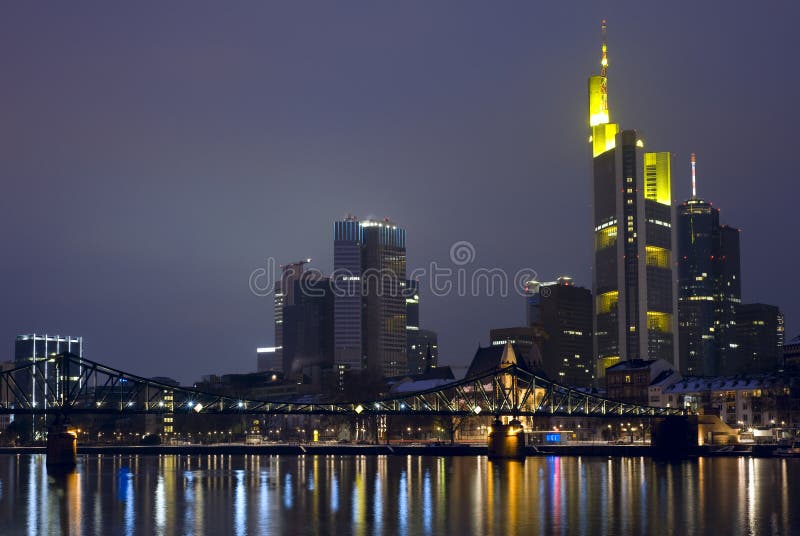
<box><xmin>0</xmin><ymin>454</ymin><xmax>797</xmax><ymax>535</ymax></box>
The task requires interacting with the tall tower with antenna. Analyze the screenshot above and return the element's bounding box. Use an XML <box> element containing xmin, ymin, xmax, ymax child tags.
<box><xmin>589</xmin><ymin>20</ymin><xmax>679</xmax><ymax>377</ymax></box>
<box><xmin>677</xmin><ymin>153</ymin><xmax>743</xmax><ymax>375</ymax></box>
<box><xmin>588</xmin><ymin>20</ymin><xmax>618</xmax><ymax>157</ymax></box>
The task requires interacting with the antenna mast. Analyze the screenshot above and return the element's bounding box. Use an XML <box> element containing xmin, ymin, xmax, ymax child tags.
<box><xmin>691</xmin><ymin>153</ymin><xmax>697</xmax><ymax>197</ymax></box>
<box><xmin>600</xmin><ymin>20</ymin><xmax>608</xmax><ymax>77</ymax></box>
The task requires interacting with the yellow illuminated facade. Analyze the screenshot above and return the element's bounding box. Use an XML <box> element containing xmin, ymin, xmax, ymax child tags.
<box><xmin>645</xmin><ymin>245</ymin><xmax>670</xmax><ymax>268</ymax></box>
<box><xmin>595</xmin><ymin>225</ymin><xmax>617</xmax><ymax>249</ymax></box>
<box><xmin>592</xmin><ymin>122</ymin><xmax>619</xmax><ymax>157</ymax></box>
<box><xmin>643</xmin><ymin>152</ymin><xmax>672</xmax><ymax>205</ymax></box>
<box><xmin>588</xmin><ymin>75</ymin><xmax>609</xmax><ymax>127</ymax></box>
<box><xmin>596</xmin><ymin>290</ymin><xmax>618</xmax><ymax>314</ymax></box>
<box><xmin>647</xmin><ymin>311</ymin><xmax>673</xmax><ymax>333</ymax></box>
<box><xmin>600</xmin><ymin>356</ymin><xmax>620</xmax><ymax>371</ymax></box>
<box><xmin>588</xmin><ymin>21</ymin><xmax>619</xmax><ymax>157</ymax></box>
<box><xmin>590</xmin><ymin>21</ymin><xmax>677</xmax><ymax>373</ymax></box>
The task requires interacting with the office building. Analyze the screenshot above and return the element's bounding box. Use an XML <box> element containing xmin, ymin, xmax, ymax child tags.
<box><xmin>525</xmin><ymin>277</ymin><xmax>594</xmax><ymax>387</ymax></box>
<box><xmin>14</xmin><ymin>334</ymin><xmax>83</xmax><ymax>439</ymax></box>
<box><xmin>14</xmin><ymin>334</ymin><xmax>83</xmax><ymax>407</ymax></box>
<box><xmin>735</xmin><ymin>304</ymin><xmax>784</xmax><ymax>374</ymax></box>
<box><xmin>677</xmin><ymin>154</ymin><xmax>742</xmax><ymax>376</ymax></box>
<box><xmin>256</xmin><ymin>347</ymin><xmax>281</xmax><ymax>373</ymax></box>
<box><xmin>273</xmin><ymin>259</ymin><xmax>310</xmax><ymax>374</ymax></box>
<box><xmin>589</xmin><ymin>22</ymin><xmax>678</xmax><ymax>376</ymax></box>
<box><xmin>282</xmin><ymin>275</ymin><xmax>335</xmax><ymax>380</ymax></box>
<box><xmin>407</xmin><ymin>329</ymin><xmax>438</xmax><ymax>375</ymax></box>
<box><xmin>489</xmin><ymin>326</ymin><xmax>545</xmax><ymax>371</ymax></box>
<box><xmin>405</xmin><ymin>279</ymin><xmax>439</xmax><ymax>375</ymax></box>
<box><xmin>333</xmin><ymin>216</ymin><xmax>407</xmax><ymax>377</ymax></box>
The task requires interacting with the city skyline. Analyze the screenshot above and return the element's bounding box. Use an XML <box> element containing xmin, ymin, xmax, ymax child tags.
<box><xmin>2</xmin><ymin>3</ymin><xmax>798</xmax><ymax>383</ymax></box>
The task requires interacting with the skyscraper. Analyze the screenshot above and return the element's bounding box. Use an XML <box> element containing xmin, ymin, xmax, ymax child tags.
<box><xmin>589</xmin><ymin>22</ymin><xmax>679</xmax><ymax>376</ymax></box>
<box><xmin>677</xmin><ymin>154</ymin><xmax>742</xmax><ymax>376</ymax></box>
<box><xmin>273</xmin><ymin>259</ymin><xmax>310</xmax><ymax>374</ymax></box>
<box><xmin>282</xmin><ymin>275</ymin><xmax>335</xmax><ymax>380</ymax></box>
<box><xmin>333</xmin><ymin>216</ymin><xmax>407</xmax><ymax>377</ymax></box>
<box><xmin>404</xmin><ymin>279</ymin><xmax>440</xmax><ymax>375</ymax></box>
<box><xmin>525</xmin><ymin>277</ymin><xmax>594</xmax><ymax>387</ymax></box>
<box><xmin>14</xmin><ymin>334</ymin><xmax>83</xmax><ymax>438</ymax></box>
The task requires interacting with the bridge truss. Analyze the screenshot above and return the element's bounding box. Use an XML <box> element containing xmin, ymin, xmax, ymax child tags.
<box><xmin>0</xmin><ymin>353</ymin><xmax>686</xmax><ymax>418</ymax></box>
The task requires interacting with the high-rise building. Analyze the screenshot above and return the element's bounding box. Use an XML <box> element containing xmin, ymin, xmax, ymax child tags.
<box><xmin>404</xmin><ymin>279</ymin><xmax>439</xmax><ymax>375</ymax></box>
<box><xmin>489</xmin><ymin>326</ymin><xmax>545</xmax><ymax>371</ymax></box>
<box><xmin>677</xmin><ymin>154</ymin><xmax>742</xmax><ymax>376</ymax></box>
<box><xmin>525</xmin><ymin>277</ymin><xmax>594</xmax><ymax>387</ymax></box>
<box><xmin>273</xmin><ymin>260</ymin><xmax>310</xmax><ymax>373</ymax></box>
<box><xmin>14</xmin><ymin>334</ymin><xmax>83</xmax><ymax>438</ymax></box>
<box><xmin>14</xmin><ymin>334</ymin><xmax>83</xmax><ymax>405</ymax></box>
<box><xmin>282</xmin><ymin>275</ymin><xmax>335</xmax><ymax>380</ymax></box>
<box><xmin>407</xmin><ymin>329</ymin><xmax>439</xmax><ymax>375</ymax></box>
<box><xmin>735</xmin><ymin>303</ymin><xmax>784</xmax><ymax>374</ymax></box>
<box><xmin>256</xmin><ymin>347</ymin><xmax>281</xmax><ymax>373</ymax></box>
<box><xmin>333</xmin><ymin>216</ymin><xmax>407</xmax><ymax>377</ymax></box>
<box><xmin>589</xmin><ymin>22</ymin><xmax>679</xmax><ymax>376</ymax></box>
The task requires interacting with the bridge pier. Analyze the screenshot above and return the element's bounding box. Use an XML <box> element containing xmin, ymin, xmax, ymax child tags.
<box><xmin>46</xmin><ymin>415</ymin><xmax>77</xmax><ymax>469</ymax></box>
<box><xmin>651</xmin><ymin>416</ymin><xmax>698</xmax><ymax>458</ymax></box>
<box><xmin>487</xmin><ymin>418</ymin><xmax>525</xmax><ymax>459</ymax></box>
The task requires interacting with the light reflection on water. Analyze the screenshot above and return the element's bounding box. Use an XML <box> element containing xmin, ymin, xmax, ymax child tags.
<box><xmin>0</xmin><ymin>454</ymin><xmax>797</xmax><ymax>535</ymax></box>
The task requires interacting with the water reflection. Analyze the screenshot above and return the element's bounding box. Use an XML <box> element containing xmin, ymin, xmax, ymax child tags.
<box><xmin>0</xmin><ymin>454</ymin><xmax>798</xmax><ymax>535</ymax></box>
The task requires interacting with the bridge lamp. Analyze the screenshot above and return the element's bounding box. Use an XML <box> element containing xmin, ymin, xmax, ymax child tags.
<box><xmin>238</xmin><ymin>401</ymin><xmax>244</xmax><ymax>408</ymax></box>
<box><xmin>193</xmin><ymin>403</ymin><xmax>203</xmax><ymax>413</ymax></box>
<box><xmin>400</xmin><ymin>403</ymin><xmax>406</xmax><ymax>410</ymax></box>
<box><xmin>354</xmin><ymin>404</ymin><xmax>364</xmax><ymax>414</ymax></box>
<box><xmin>158</xmin><ymin>401</ymin><xmax>164</xmax><ymax>408</ymax></box>
<box><xmin>127</xmin><ymin>402</ymin><xmax>134</xmax><ymax>407</ymax></box>
<box><xmin>473</xmin><ymin>406</ymin><xmax>482</xmax><ymax>415</ymax></box>
<box><xmin>374</xmin><ymin>403</ymin><xmax>380</xmax><ymax>409</ymax></box>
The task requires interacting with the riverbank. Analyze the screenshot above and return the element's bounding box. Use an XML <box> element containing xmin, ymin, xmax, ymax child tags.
<box><xmin>0</xmin><ymin>443</ymin><xmax>789</xmax><ymax>457</ymax></box>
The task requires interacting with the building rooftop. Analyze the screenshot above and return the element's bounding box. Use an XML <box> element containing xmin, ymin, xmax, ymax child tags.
<box><xmin>785</xmin><ymin>334</ymin><xmax>800</xmax><ymax>348</ymax></box>
<box><xmin>663</xmin><ymin>374</ymin><xmax>787</xmax><ymax>394</ymax></box>
<box><xmin>606</xmin><ymin>359</ymin><xmax>661</xmax><ymax>371</ymax></box>
<box><xmin>465</xmin><ymin>343</ymin><xmax>536</xmax><ymax>379</ymax></box>
<box><xmin>649</xmin><ymin>369</ymin><xmax>678</xmax><ymax>387</ymax></box>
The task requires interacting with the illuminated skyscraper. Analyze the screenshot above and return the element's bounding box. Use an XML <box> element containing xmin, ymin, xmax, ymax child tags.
<box><xmin>333</xmin><ymin>216</ymin><xmax>407</xmax><ymax>377</ymax></box>
<box><xmin>589</xmin><ymin>21</ymin><xmax>679</xmax><ymax>376</ymax></box>
<box><xmin>525</xmin><ymin>277</ymin><xmax>594</xmax><ymax>387</ymax></box>
<box><xmin>14</xmin><ymin>334</ymin><xmax>83</xmax><ymax>438</ymax></box>
<box><xmin>677</xmin><ymin>154</ymin><xmax>742</xmax><ymax>376</ymax></box>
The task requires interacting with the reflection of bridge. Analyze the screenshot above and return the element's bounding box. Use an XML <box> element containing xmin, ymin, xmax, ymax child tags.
<box><xmin>1</xmin><ymin>352</ymin><xmax>685</xmax><ymax>418</ymax></box>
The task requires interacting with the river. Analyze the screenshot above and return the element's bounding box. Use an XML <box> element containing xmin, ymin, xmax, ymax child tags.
<box><xmin>0</xmin><ymin>454</ymin><xmax>796</xmax><ymax>535</ymax></box>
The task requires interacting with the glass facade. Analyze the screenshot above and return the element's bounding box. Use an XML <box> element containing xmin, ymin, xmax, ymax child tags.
<box><xmin>677</xmin><ymin>197</ymin><xmax>746</xmax><ymax>375</ymax></box>
<box><xmin>333</xmin><ymin>217</ymin><xmax>407</xmax><ymax>377</ymax></box>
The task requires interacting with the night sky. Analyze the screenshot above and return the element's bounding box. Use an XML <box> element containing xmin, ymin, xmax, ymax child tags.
<box><xmin>2</xmin><ymin>2</ymin><xmax>798</xmax><ymax>384</ymax></box>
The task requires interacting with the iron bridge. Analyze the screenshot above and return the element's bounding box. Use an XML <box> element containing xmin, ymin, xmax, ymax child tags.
<box><xmin>0</xmin><ymin>353</ymin><xmax>686</xmax><ymax>418</ymax></box>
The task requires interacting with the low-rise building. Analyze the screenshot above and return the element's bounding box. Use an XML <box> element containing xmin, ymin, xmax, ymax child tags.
<box><xmin>657</xmin><ymin>374</ymin><xmax>794</xmax><ymax>428</ymax></box>
<box><xmin>605</xmin><ymin>359</ymin><xmax>676</xmax><ymax>406</ymax></box>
